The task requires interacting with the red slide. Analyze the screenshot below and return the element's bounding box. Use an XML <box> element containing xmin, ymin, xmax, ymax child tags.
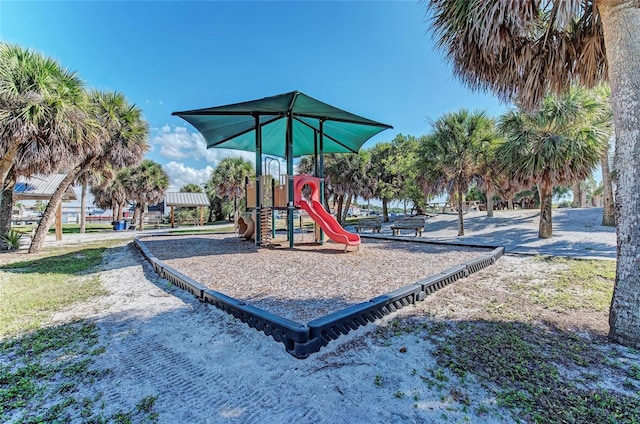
<box><xmin>298</xmin><ymin>199</ymin><xmax>361</xmax><ymax>247</ymax></box>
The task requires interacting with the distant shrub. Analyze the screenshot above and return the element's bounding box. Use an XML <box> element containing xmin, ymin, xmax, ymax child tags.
<box><xmin>1</xmin><ymin>230</ymin><xmax>24</xmax><ymax>249</ymax></box>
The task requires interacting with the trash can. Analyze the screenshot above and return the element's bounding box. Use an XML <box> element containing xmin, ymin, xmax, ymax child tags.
<box><xmin>113</xmin><ymin>220</ymin><xmax>125</xmax><ymax>231</ymax></box>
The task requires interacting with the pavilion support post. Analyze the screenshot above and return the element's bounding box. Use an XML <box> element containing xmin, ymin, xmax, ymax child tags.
<box><xmin>171</xmin><ymin>205</ymin><xmax>175</xmax><ymax>228</ymax></box>
<box><xmin>55</xmin><ymin>203</ymin><xmax>62</xmax><ymax>241</ymax></box>
<box><xmin>199</xmin><ymin>206</ymin><xmax>204</xmax><ymax>226</ymax></box>
<box><xmin>254</xmin><ymin>114</ymin><xmax>262</xmax><ymax>246</ymax></box>
<box><xmin>271</xmin><ymin>178</ymin><xmax>276</xmax><ymax>239</ymax></box>
<box><xmin>318</xmin><ymin>121</ymin><xmax>325</xmax><ymax>245</ymax></box>
<box><xmin>287</xmin><ymin>114</ymin><xmax>294</xmax><ymax>248</ymax></box>
<box><xmin>313</xmin><ymin>132</ymin><xmax>318</xmax><ymax>177</ymax></box>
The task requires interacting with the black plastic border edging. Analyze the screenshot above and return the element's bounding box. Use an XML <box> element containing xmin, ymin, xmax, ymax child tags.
<box><xmin>133</xmin><ymin>237</ymin><xmax>504</xmax><ymax>359</ymax></box>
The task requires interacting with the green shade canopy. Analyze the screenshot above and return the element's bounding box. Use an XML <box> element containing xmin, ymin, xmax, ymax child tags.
<box><xmin>172</xmin><ymin>91</ymin><xmax>392</xmax><ymax>158</ymax></box>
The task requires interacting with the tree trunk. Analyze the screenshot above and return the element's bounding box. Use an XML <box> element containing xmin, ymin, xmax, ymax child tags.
<box><xmin>538</xmin><ymin>180</ymin><xmax>554</xmax><ymax>239</ymax></box>
<box><xmin>0</xmin><ymin>146</ymin><xmax>19</xmax><ymax>191</ymax></box>
<box><xmin>580</xmin><ymin>185</ymin><xmax>588</xmax><ymax>207</ymax></box>
<box><xmin>29</xmin><ymin>170</ymin><xmax>78</xmax><ymax>253</ymax></box>
<box><xmin>485</xmin><ymin>185</ymin><xmax>495</xmax><ymax>218</ymax></box>
<box><xmin>457</xmin><ymin>188</ymin><xmax>465</xmax><ymax>236</ymax></box>
<box><xmin>342</xmin><ymin>193</ymin><xmax>353</xmax><ymax>223</ymax></box>
<box><xmin>382</xmin><ymin>198</ymin><xmax>389</xmax><ymax>223</ymax></box>
<box><xmin>233</xmin><ymin>195</ymin><xmax>237</xmax><ymax>222</ymax></box>
<box><xmin>601</xmin><ymin>147</ymin><xmax>615</xmax><ymax>226</ymax></box>
<box><xmin>80</xmin><ymin>179</ymin><xmax>87</xmax><ymax>234</ymax></box>
<box><xmin>572</xmin><ymin>181</ymin><xmax>581</xmax><ymax>208</ymax></box>
<box><xmin>599</xmin><ymin>0</ymin><xmax>640</xmax><ymax>348</ymax></box>
<box><xmin>336</xmin><ymin>195</ymin><xmax>344</xmax><ymax>225</ymax></box>
<box><xmin>208</xmin><ymin>202</ymin><xmax>214</xmax><ymax>223</ymax></box>
<box><xmin>132</xmin><ymin>203</ymin><xmax>138</xmax><ymax>226</ymax></box>
<box><xmin>138</xmin><ymin>203</ymin><xmax>145</xmax><ymax>231</ymax></box>
<box><xmin>29</xmin><ymin>157</ymin><xmax>98</xmax><ymax>253</ymax></box>
<box><xmin>507</xmin><ymin>197</ymin><xmax>514</xmax><ymax>210</ymax></box>
<box><xmin>0</xmin><ymin>169</ymin><xmax>16</xmax><ymax>249</ymax></box>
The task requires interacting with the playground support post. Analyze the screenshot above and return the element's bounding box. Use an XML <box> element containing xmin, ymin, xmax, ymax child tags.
<box><xmin>318</xmin><ymin>121</ymin><xmax>325</xmax><ymax>245</ymax></box>
<box><xmin>254</xmin><ymin>114</ymin><xmax>262</xmax><ymax>246</ymax></box>
<box><xmin>287</xmin><ymin>112</ymin><xmax>294</xmax><ymax>248</ymax></box>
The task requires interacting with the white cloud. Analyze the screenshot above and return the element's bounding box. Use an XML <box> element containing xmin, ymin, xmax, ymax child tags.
<box><xmin>162</xmin><ymin>161</ymin><xmax>214</xmax><ymax>190</ymax></box>
<box><xmin>150</xmin><ymin>125</ymin><xmax>255</xmax><ymax>165</ymax></box>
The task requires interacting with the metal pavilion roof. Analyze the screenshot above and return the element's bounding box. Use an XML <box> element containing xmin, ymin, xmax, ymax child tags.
<box><xmin>14</xmin><ymin>174</ymin><xmax>78</xmax><ymax>201</ymax></box>
<box><xmin>165</xmin><ymin>192</ymin><xmax>209</xmax><ymax>207</ymax></box>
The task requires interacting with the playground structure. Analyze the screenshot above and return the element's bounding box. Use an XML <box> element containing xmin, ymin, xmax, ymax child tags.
<box><xmin>293</xmin><ymin>175</ymin><xmax>360</xmax><ymax>249</ymax></box>
<box><xmin>173</xmin><ymin>91</ymin><xmax>392</xmax><ymax>248</ymax></box>
<box><xmin>162</xmin><ymin>93</ymin><xmax>508</xmax><ymax>359</ymax></box>
<box><xmin>238</xmin><ymin>157</ymin><xmax>288</xmax><ymax>244</ymax></box>
<box><xmin>238</xmin><ymin>166</ymin><xmax>361</xmax><ymax>250</ymax></box>
<box><xmin>237</xmin><ymin>210</ymin><xmax>256</xmax><ymax>240</ymax></box>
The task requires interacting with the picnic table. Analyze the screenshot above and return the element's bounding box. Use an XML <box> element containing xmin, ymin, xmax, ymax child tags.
<box><xmin>389</xmin><ymin>216</ymin><xmax>427</xmax><ymax>237</ymax></box>
<box><xmin>354</xmin><ymin>217</ymin><xmax>382</xmax><ymax>233</ymax></box>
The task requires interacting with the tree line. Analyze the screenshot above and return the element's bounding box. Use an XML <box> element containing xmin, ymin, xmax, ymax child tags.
<box><xmin>295</xmin><ymin>85</ymin><xmax>613</xmax><ymax>240</ymax></box>
<box><xmin>0</xmin><ymin>43</ymin><xmax>169</xmax><ymax>252</ymax></box>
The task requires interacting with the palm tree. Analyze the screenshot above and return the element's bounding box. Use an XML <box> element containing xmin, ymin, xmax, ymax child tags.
<box><xmin>0</xmin><ymin>43</ymin><xmax>96</xmax><ymax>242</ymax></box>
<box><xmin>91</xmin><ymin>168</ymin><xmax>130</xmax><ymax>220</ymax></box>
<box><xmin>494</xmin><ymin>172</ymin><xmax>528</xmax><ymax>211</ymax></box>
<box><xmin>0</xmin><ymin>44</ymin><xmax>93</xmax><ymax>185</ymax></box>
<box><xmin>180</xmin><ymin>183</ymin><xmax>203</xmax><ymax>193</ymax></box>
<box><xmin>418</xmin><ymin>110</ymin><xmax>496</xmax><ymax>236</ymax></box>
<box><xmin>474</xmin><ymin>131</ymin><xmax>503</xmax><ymax>217</ymax></box>
<box><xmin>203</xmin><ymin>178</ymin><xmax>222</xmax><ymax>223</ymax></box>
<box><xmin>125</xmin><ymin>160</ymin><xmax>169</xmax><ymax>231</ymax></box>
<box><xmin>592</xmin><ymin>85</ymin><xmax>616</xmax><ymax>226</ymax></box>
<box><xmin>369</xmin><ymin>142</ymin><xmax>401</xmax><ymax>222</ymax></box>
<box><xmin>0</xmin><ymin>168</ymin><xmax>16</xmax><ymax>249</ymax></box>
<box><xmin>208</xmin><ymin>157</ymin><xmax>253</xmax><ymax>222</ymax></box>
<box><xmin>600</xmin><ymin>139</ymin><xmax>615</xmax><ymax>226</ymax></box>
<box><xmin>28</xmin><ymin>91</ymin><xmax>148</xmax><ymax>253</ymax></box>
<box><xmin>425</xmin><ymin>0</ymin><xmax>640</xmax><ymax>349</ymax></box>
<box><xmin>328</xmin><ymin>153</ymin><xmax>370</xmax><ymax>223</ymax></box>
<box><xmin>389</xmin><ymin>135</ymin><xmax>424</xmax><ymax>215</ymax></box>
<box><xmin>77</xmin><ymin>170</ymin><xmax>95</xmax><ymax>234</ymax></box>
<box><xmin>496</xmin><ymin>88</ymin><xmax>609</xmax><ymax>239</ymax></box>
<box><xmin>321</xmin><ymin>154</ymin><xmax>369</xmax><ymax>224</ymax></box>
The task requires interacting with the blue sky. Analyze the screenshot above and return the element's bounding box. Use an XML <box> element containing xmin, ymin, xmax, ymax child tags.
<box><xmin>1</xmin><ymin>1</ymin><xmax>508</xmax><ymax>190</ymax></box>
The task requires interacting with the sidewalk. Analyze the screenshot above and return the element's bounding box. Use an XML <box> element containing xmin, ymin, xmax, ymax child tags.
<box><xmin>360</xmin><ymin>207</ymin><xmax>616</xmax><ymax>260</ymax></box>
<box><xmin>40</xmin><ymin>222</ymin><xmax>235</xmax><ymax>249</ymax></box>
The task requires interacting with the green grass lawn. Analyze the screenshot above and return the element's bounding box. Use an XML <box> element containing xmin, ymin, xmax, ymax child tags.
<box><xmin>0</xmin><ymin>240</ymin><xmax>120</xmax><ymax>338</ymax></box>
<box><xmin>0</xmin><ymin>240</ymin><xmax>159</xmax><ymax>423</ymax></box>
<box><xmin>10</xmin><ymin>223</ymin><xmax>114</xmax><ymax>235</ymax></box>
<box><xmin>375</xmin><ymin>258</ymin><xmax>640</xmax><ymax>423</ymax></box>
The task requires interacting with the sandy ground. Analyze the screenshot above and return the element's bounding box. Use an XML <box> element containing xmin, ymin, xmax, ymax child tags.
<box><xmin>41</xmin><ymin>207</ymin><xmax>622</xmax><ymax>423</ymax></box>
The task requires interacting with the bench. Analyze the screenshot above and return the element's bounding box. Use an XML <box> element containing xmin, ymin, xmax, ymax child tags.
<box><xmin>354</xmin><ymin>218</ymin><xmax>382</xmax><ymax>233</ymax></box>
<box><xmin>389</xmin><ymin>216</ymin><xmax>427</xmax><ymax>237</ymax></box>
<box><xmin>145</xmin><ymin>216</ymin><xmax>163</xmax><ymax>229</ymax></box>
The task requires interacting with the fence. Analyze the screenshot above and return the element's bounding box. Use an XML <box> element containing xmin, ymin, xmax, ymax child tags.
<box><xmin>134</xmin><ymin>236</ymin><xmax>503</xmax><ymax>359</ymax></box>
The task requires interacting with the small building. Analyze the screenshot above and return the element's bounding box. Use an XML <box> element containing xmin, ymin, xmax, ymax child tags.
<box><xmin>13</xmin><ymin>174</ymin><xmax>78</xmax><ymax>241</ymax></box>
<box><xmin>164</xmin><ymin>192</ymin><xmax>209</xmax><ymax>228</ymax></box>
